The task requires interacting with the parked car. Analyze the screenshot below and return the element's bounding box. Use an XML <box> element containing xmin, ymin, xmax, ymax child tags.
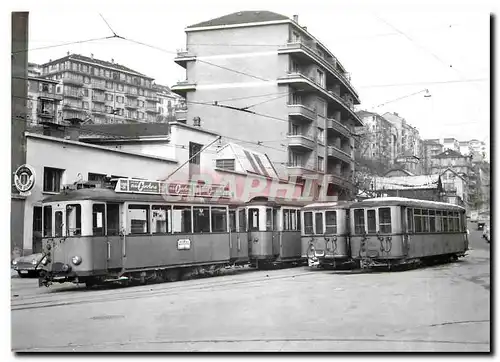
<box><xmin>11</xmin><ymin>253</ymin><xmax>45</xmax><ymax>278</ymax></box>
<box><xmin>483</xmin><ymin>225</ymin><xmax>490</xmax><ymax>243</ymax></box>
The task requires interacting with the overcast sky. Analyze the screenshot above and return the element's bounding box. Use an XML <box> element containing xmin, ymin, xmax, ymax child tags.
<box><xmin>13</xmin><ymin>0</ymin><xmax>493</xmax><ymax>150</ymax></box>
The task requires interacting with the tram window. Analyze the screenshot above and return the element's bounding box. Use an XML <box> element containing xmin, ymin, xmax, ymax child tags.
<box><xmin>354</xmin><ymin>209</ymin><xmax>365</xmax><ymax>234</ymax></box>
<box><xmin>325</xmin><ymin>211</ymin><xmax>337</xmax><ymax>234</ymax></box>
<box><xmin>414</xmin><ymin>209</ymin><xmax>422</xmax><ymax>233</ymax></box>
<box><xmin>248</xmin><ymin>209</ymin><xmax>259</xmax><ymax>231</ymax></box>
<box><xmin>304</xmin><ymin>212</ymin><xmax>313</xmax><ymax>234</ymax></box>
<box><xmin>435</xmin><ymin>211</ymin><xmax>442</xmax><ymax>232</ymax></box>
<box><xmin>229</xmin><ymin>210</ymin><xmax>236</xmax><ymax>232</ymax></box>
<box><xmin>266</xmin><ymin>209</ymin><xmax>273</xmax><ymax>231</ymax></box>
<box><xmin>55</xmin><ymin>211</ymin><xmax>63</xmax><ymax>237</ymax></box>
<box><xmin>66</xmin><ymin>204</ymin><xmax>81</xmax><ymax>236</ymax></box>
<box><xmin>314</xmin><ymin>212</ymin><xmax>323</xmax><ymax>234</ymax></box>
<box><xmin>43</xmin><ymin>206</ymin><xmax>52</xmax><ymax>237</ymax></box>
<box><xmin>107</xmin><ymin>203</ymin><xmax>120</xmax><ymax>236</ymax></box>
<box><xmin>290</xmin><ymin>210</ymin><xmax>297</xmax><ymax>231</ymax></box>
<box><xmin>453</xmin><ymin>212</ymin><xmax>459</xmax><ymax>232</ymax></box>
<box><xmin>378</xmin><ymin>208</ymin><xmax>392</xmax><ymax>233</ymax></box>
<box><xmin>92</xmin><ymin>204</ymin><xmax>106</xmax><ymax>236</ymax></box>
<box><xmin>273</xmin><ymin>209</ymin><xmax>278</xmax><ymax>231</ymax></box>
<box><xmin>442</xmin><ymin>212</ymin><xmax>449</xmax><ymax>232</ymax></box>
<box><xmin>172</xmin><ymin>206</ymin><xmax>192</xmax><ymax>233</ymax></box>
<box><xmin>194</xmin><ymin>207</ymin><xmax>210</xmax><ymax>233</ymax></box>
<box><xmin>128</xmin><ymin>205</ymin><xmax>150</xmax><ymax>234</ymax></box>
<box><xmin>422</xmin><ymin>209</ymin><xmax>430</xmax><ymax>232</ymax></box>
<box><xmin>238</xmin><ymin>209</ymin><xmax>246</xmax><ymax>231</ymax></box>
<box><xmin>367</xmin><ymin>210</ymin><xmax>376</xmax><ymax>233</ymax></box>
<box><xmin>152</xmin><ymin>206</ymin><xmax>170</xmax><ymax>234</ymax></box>
<box><xmin>211</xmin><ymin>207</ymin><xmax>227</xmax><ymax>233</ymax></box>
<box><xmin>407</xmin><ymin>208</ymin><xmax>414</xmax><ymax>233</ymax></box>
<box><xmin>297</xmin><ymin>211</ymin><xmax>301</xmax><ymax>231</ymax></box>
<box><xmin>429</xmin><ymin>210</ymin><xmax>436</xmax><ymax>232</ymax></box>
<box><xmin>283</xmin><ymin>209</ymin><xmax>290</xmax><ymax>231</ymax></box>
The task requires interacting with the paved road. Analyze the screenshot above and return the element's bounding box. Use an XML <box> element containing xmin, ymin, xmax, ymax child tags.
<box><xmin>11</xmin><ymin>232</ymin><xmax>490</xmax><ymax>352</ymax></box>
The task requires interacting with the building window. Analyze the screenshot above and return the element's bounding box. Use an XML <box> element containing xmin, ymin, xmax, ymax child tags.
<box><xmin>317</xmin><ymin>156</ymin><xmax>324</xmax><ymax>172</ymax></box>
<box><xmin>316</xmin><ymin>69</ymin><xmax>325</xmax><ymax>87</ymax></box>
<box><xmin>106</xmin><ymin>81</ymin><xmax>113</xmax><ymax>89</ymax></box>
<box><xmin>317</xmin><ymin>128</ymin><xmax>324</xmax><ymax>143</ymax></box>
<box><xmin>43</xmin><ymin>167</ymin><xmax>64</xmax><ymax>193</ymax></box>
<box><xmin>83</xmin><ymin>101</ymin><xmax>89</xmax><ymax>109</ymax></box>
<box><xmin>216</xmin><ymin>159</ymin><xmax>235</xmax><ymax>171</ymax></box>
<box><xmin>106</xmin><ymin>94</ymin><xmax>113</xmax><ymax>101</ymax></box>
<box><xmin>189</xmin><ymin>142</ymin><xmax>203</xmax><ymax>165</ymax></box>
<box><xmin>290</xmin><ymin>92</ymin><xmax>302</xmax><ymax>105</ymax></box>
<box><xmin>289</xmin><ymin>151</ymin><xmax>302</xmax><ymax>167</ymax></box>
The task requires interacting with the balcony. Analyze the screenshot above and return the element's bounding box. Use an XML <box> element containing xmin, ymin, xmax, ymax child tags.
<box><xmin>64</xmin><ymin>91</ymin><xmax>83</xmax><ymax>99</ymax></box>
<box><xmin>327</xmin><ymin>145</ymin><xmax>352</xmax><ymax>164</ymax></box>
<box><xmin>287</xmin><ymin>104</ymin><xmax>316</xmax><ymax>123</ymax></box>
<box><xmin>277</xmin><ymin>72</ymin><xmax>363</xmax><ymax>126</ymax></box>
<box><xmin>63</xmin><ymin>77</ymin><xmax>83</xmax><ymax>86</ymax></box>
<box><xmin>171</xmin><ymin>81</ymin><xmax>197</xmax><ymax>96</ymax></box>
<box><xmin>126</xmin><ymin>91</ymin><xmax>139</xmax><ymax>98</ymax></box>
<box><xmin>91</xmin><ymin>108</ymin><xmax>106</xmax><ymax>114</ymax></box>
<box><xmin>287</xmin><ymin>165</ymin><xmax>316</xmax><ymax>177</ymax></box>
<box><xmin>175</xmin><ymin>108</ymin><xmax>187</xmax><ymax>120</ymax></box>
<box><xmin>91</xmin><ymin>82</ymin><xmax>106</xmax><ymax>91</ymax></box>
<box><xmin>92</xmin><ymin>96</ymin><xmax>106</xmax><ymax>103</ymax></box>
<box><xmin>37</xmin><ymin>109</ymin><xmax>55</xmax><ymax>119</ymax></box>
<box><xmin>145</xmin><ymin>95</ymin><xmax>159</xmax><ymax>102</ymax></box>
<box><xmin>278</xmin><ymin>40</ymin><xmax>359</xmax><ymax>101</ymax></box>
<box><xmin>145</xmin><ymin>106</ymin><xmax>159</xmax><ymax>114</ymax></box>
<box><xmin>325</xmin><ymin>172</ymin><xmax>352</xmax><ymax>189</ymax></box>
<box><xmin>287</xmin><ymin>133</ymin><xmax>316</xmax><ymax>151</ymax></box>
<box><xmin>326</xmin><ymin>117</ymin><xmax>351</xmax><ymax>139</ymax></box>
<box><xmin>38</xmin><ymin>92</ymin><xmax>62</xmax><ymax>102</ymax></box>
<box><xmin>125</xmin><ymin>103</ymin><xmax>138</xmax><ymax>109</ymax></box>
<box><xmin>174</xmin><ymin>49</ymin><xmax>197</xmax><ymax>68</ymax></box>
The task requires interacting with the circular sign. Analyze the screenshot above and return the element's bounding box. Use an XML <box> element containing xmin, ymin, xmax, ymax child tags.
<box><xmin>14</xmin><ymin>164</ymin><xmax>36</xmax><ymax>195</ymax></box>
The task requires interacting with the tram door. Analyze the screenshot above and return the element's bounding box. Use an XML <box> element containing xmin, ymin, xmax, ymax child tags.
<box><xmin>271</xmin><ymin>208</ymin><xmax>280</xmax><ymax>257</ymax></box>
<box><xmin>106</xmin><ymin>203</ymin><xmax>123</xmax><ymax>270</ymax></box>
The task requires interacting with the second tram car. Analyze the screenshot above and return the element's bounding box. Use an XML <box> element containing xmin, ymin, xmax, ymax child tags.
<box><xmin>246</xmin><ymin>197</ymin><xmax>306</xmax><ymax>268</ymax></box>
<box><xmin>349</xmin><ymin>197</ymin><xmax>468</xmax><ymax>269</ymax></box>
<box><xmin>300</xmin><ymin>202</ymin><xmax>353</xmax><ymax>268</ymax></box>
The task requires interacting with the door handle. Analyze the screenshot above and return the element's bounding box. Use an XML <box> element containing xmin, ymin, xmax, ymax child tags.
<box><xmin>107</xmin><ymin>242</ymin><xmax>111</xmax><ymax>260</ymax></box>
<box><xmin>237</xmin><ymin>236</ymin><xmax>241</xmax><ymax>251</ymax></box>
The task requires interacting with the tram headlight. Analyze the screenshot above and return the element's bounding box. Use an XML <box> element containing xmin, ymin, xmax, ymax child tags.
<box><xmin>71</xmin><ymin>256</ymin><xmax>82</xmax><ymax>266</ymax></box>
<box><xmin>12</xmin><ymin>260</ymin><xmax>17</xmax><ymax>266</ymax></box>
<box><xmin>31</xmin><ymin>259</ymin><xmax>38</xmax><ymax>266</ymax></box>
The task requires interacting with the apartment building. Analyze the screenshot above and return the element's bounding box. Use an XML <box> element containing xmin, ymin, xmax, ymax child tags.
<box><xmin>26</xmin><ymin>77</ymin><xmax>63</xmax><ymax>125</ymax></box>
<box><xmin>355</xmin><ymin>110</ymin><xmax>397</xmax><ymax>172</ymax></box>
<box><xmin>422</xmin><ymin>139</ymin><xmax>444</xmax><ymax>174</ymax></box>
<box><xmin>28</xmin><ymin>62</ymin><xmax>42</xmax><ymax>77</ymax></box>
<box><xmin>443</xmin><ymin>137</ymin><xmax>460</xmax><ymax>152</ymax></box>
<box><xmin>39</xmin><ymin>53</ymin><xmax>183</xmax><ymax>124</ymax></box>
<box><xmin>171</xmin><ymin>11</ymin><xmax>363</xmax><ymax>200</ymax></box>
<box><xmin>154</xmin><ymin>83</ymin><xmax>185</xmax><ymax>121</ymax></box>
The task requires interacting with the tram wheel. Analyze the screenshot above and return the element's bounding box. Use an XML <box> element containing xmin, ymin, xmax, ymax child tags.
<box><xmin>164</xmin><ymin>269</ymin><xmax>181</xmax><ymax>282</ymax></box>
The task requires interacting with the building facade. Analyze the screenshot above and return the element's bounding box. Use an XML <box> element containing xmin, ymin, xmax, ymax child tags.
<box><xmin>422</xmin><ymin>139</ymin><xmax>444</xmax><ymax>174</ymax></box>
<box><xmin>26</xmin><ymin>77</ymin><xmax>63</xmax><ymax>125</ymax></box>
<box><xmin>171</xmin><ymin>11</ymin><xmax>363</xmax><ymax>200</ymax></box>
<box><xmin>440</xmin><ymin>168</ymin><xmax>467</xmax><ymax>207</ymax></box>
<box><xmin>442</xmin><ymin>137</ymin><xmax>460</xmax><ymax>152</ymax></box>
<box><xmin>38</xmin><ymin>54</ymin><xmax>183</xmax><ymax>125</ymax></box>
<box><xmin>355</xmin><ymin>110</ymin><xmax>397</xmax><ymax>173</ymax></box>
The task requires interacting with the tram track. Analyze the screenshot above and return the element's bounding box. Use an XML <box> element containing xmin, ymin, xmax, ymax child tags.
<box><xmin>12</xmin><ymin>268</ymin><xmax>323</xmax><ymax>311</ymax></box>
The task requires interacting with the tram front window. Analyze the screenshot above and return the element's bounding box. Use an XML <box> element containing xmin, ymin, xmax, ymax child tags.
<box><xmin>378</xmin><ymin>208</ymin><xmax>392</xmax><ymax>233</ymax></box>
<box><xmin>66</xmin><ymin>204</ymin><xmax>82</xmax><ymax>236</ymax></box>
<box><xmin>354</xmin><ymin>209</ymin><xmax>365</xmax><ymax>235</ymax></box>
<box><xmin>248</xmin><ymin>209</ymin><xmax>259</xmax><ymax>231</ymax></box>
<box><xmin>367</xmin><ymin>210</ymin><xmax>376</xmax><ymax>233</ymax></box>
<box><xmin>314</xmin><ymin>212</ymin><xmax>323</xmax><ymax>234</ymax></box>
<box><xmin>325</xmin><ymin>211</ymin><xmax>337</xmax><ymax>234</ymax></box>
<box><xmin>54</xmin><ymin>211</ymin><xmax>63</xmax><ymax>237</ymax></box>
<box><xmin>303</xmin><ymin>212</ymin><xmax>313</xmax><ymax>234</ymax></box>
<box><xmin>43</xmin><ymin>205</ymin><xmax>52</xmax><ymax>237</ymax></box>
<box><xmin>93</xmin><ymin>204</ymin><xmax>106</xmax><ymax>236</ymax></box>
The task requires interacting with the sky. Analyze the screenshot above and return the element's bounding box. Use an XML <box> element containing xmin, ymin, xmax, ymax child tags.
<box><xmin>8</xmin><ymin>0</ymin><xmax>494</xmax><ymax>149</ymax></box>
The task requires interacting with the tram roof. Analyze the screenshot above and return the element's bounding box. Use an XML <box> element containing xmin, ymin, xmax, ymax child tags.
<box><xmin>302</xmin><ymin>201</ymin><xmax>353</xmax><ymax>210</ymax></box>
<box><xmin>245</xmin><ymin>196</ymin><xmax>309</xmax><ymax>207</ymax></box>
<box><xmin>41</xmin><ymin>188</ymin><xmax>244</xmax><ymax>206</ymax></box>
<box><xmin>349</xmin><ymin>197</ymin><xmax>465</xmax><ymax>211</ymax></box>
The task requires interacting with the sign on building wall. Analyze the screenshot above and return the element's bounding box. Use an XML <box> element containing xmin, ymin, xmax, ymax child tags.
<box><xmin>13</xmin><ymin>164</ymin><xmax>36</xmax><ymax>196</ymax></box>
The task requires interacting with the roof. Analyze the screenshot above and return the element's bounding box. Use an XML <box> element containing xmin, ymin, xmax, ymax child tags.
<box><xmin>441</xmin><ymin>168</ymin><xmax>467</xmax><ymax>181</ymax></box>
<box><xmin>434</xmin><ymin>149</ymin><xmax>466</xmax><ymax>159</ymax></box>
<box><xmin>217</xmin><ymin>143</ymin><xmax>279</xmax><ymax>179</ymax></box>
<box><xmin>373</xmin><ymin>174</ymin><xmax>441</xmax><ymax>190</ymax></box>
<box><xmin>187</xmin><ymin>11</ymin><xmax>289</xmax><ymax>28</ymax></box>
<box><xmin>350</xmin><ymin>197</ymin><xmax>465</xmax><ymax>211</ymax></box>
<box><xmin>383</xmin><ymin>168</ymin><xmax>414</xmax><ymax>177</ymax></box>
<box><xmin>41</xmin><ymin>187</ymin><xmax>241</xmax><ymax>206</ymax></box>
<box><xmin>302</xmin><ymin>201</ymin><xmax>354</xmax><ymax>210</ymax></box>
<box><xmin>42</xmin><ymin>54</ymin><xmax>150</xmax><ymax>78</ymax></box>
<box><xmin>27</xmin><ymin>123</ymin><xmax>171</xmax><ymax>140</ymax></box>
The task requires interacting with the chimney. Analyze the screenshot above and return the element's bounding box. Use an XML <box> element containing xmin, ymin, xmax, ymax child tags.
<box><xmin>111</xmin><ymin>58</ymin><xmax>114</xmax><ymax>64</ymax></box>
<box><xmin>66</xmin><ymin>118</ymin><xmax>82</xmax><ymax>141</ymax></box>
<box><xmin>293</xmin><ymin>15</ymin><xmax>298</xmax><ymax>23</ymax></box>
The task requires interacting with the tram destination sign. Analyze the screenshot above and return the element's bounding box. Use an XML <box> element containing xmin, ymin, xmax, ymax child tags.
<box><xmin>115</xmin><ymin>178</ymin><xmax>231</xmax><ymax>198</ymax></box>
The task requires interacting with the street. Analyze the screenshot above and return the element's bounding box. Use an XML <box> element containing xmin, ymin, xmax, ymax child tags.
<box><xmin>11</xmin><ymin>228</ymin><xmax>490</xmax><ymax>352</ymax></box>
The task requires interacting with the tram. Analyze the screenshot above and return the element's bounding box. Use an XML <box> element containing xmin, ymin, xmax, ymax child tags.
<box><xmin>348</xmin><ymin>197</ymin><xmax>468</xmax><ymax>269</ymax></box>
<box><xmin>38</xmin><ymin>178</ymin><xmax>245</xmax><ymax>287</ymax></box>
<box><xmin>246</xmin><ymin>197</ymin><xmax>306</xmax><ymax>268</ymax></box>
<box><xmin>300</xmin><ymin>201</ymin><xmax>353</xmax><ymax>268</ymax></box>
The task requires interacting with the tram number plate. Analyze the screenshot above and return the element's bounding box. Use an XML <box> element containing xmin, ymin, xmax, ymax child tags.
<box><xmin>177</xmin><ymin>239</ymin><xmax>191</xmax><ymax>250</ymax></box>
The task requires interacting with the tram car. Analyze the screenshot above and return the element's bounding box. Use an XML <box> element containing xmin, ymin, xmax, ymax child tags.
<box><xmin>300</xmin><ymin>201</ymin><xmax>353</xmax><ymax>268</ymax></box>
<box><xmin>349</xmin><ymin>197</ymin><xmax>468</xmax><ymax>269</ymax></box>
<box><xmin>38</xmin><ymin>178</ymin><xmax>248</xmax><ymax>287</ymax></box>
<box><xmin>246</xmin><ymin>197</ymin><xmax>307</xmax><ymax>268</ymax></box>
